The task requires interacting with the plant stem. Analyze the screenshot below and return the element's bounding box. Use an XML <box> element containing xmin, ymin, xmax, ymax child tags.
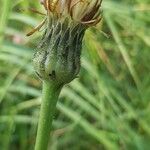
<box><xmin>35</xmin><ymin>81</ymin><xmax>62</xmax><ymax>150</ymax></box>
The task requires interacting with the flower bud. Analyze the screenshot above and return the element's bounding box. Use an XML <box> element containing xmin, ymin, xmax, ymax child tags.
<box><xmin>33</xmin><ymin>0</ymin><xmax>102</xmax><ymax>86</ymax></box>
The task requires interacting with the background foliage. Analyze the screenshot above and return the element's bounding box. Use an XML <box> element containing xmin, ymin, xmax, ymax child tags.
<box><xmin>0</xmin><ymin>0</ymin><xmax>150</xmax><ymax>150</ymax></box>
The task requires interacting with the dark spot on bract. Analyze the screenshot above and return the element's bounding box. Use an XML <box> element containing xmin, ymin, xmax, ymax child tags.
<box><xmin>49</xmin><ymin>70</ymin><xmax>56</xmax><ymax>79</ymax></box>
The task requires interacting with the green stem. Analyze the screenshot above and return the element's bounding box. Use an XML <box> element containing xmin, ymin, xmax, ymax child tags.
<box><xmin>34</xmin><ymin>81</ymin><xmax>62</xmax><ymax>150</ymax></box>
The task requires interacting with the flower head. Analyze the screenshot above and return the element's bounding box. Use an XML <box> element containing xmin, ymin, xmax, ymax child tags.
<box><xmin>40</xmin><ymin>0</ymin><xmax>102</xmax><ymax>26</ymax></box>
<box><xmin>33</xmin><ymin>0</ymin><xmax>102</xmax><ymax>86</ymax></box>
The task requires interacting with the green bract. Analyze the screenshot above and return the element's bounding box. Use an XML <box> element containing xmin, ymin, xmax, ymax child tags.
<box><xmin>33</xmin><ymin>17</ymin><xmax>86</xmax><ymax>85</ymax></box>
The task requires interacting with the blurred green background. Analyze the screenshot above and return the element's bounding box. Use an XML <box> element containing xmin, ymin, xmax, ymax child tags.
<box><xmin>0</xmin><ymin>0</ymin><xmax>150</xmax><ymax>150</ymax></box>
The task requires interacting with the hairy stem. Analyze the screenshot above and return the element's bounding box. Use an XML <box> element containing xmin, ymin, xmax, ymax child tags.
<box><xmin>35</xmin><ymin>81</ymin><xmax>62</xmax><ymax>150</ymax></box>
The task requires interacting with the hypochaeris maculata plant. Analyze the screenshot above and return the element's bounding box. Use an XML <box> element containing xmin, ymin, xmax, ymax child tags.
<box><xmin>27</xmin><ymin>0</ymin><xmax>102</xmax><ymax>150</ymax></box>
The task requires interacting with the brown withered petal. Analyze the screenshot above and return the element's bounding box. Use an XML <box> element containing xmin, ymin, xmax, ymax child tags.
<box><xmin>40</xmin><ymin>0</ymin><xmax>102</xmax><ymax>26</ymax></box>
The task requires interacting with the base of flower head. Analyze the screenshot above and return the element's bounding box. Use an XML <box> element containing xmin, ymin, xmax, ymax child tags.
<box><xmin>33</xmin><ymin>16</ymin><xmax>86</xmax><ymax>86</ymax></box>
